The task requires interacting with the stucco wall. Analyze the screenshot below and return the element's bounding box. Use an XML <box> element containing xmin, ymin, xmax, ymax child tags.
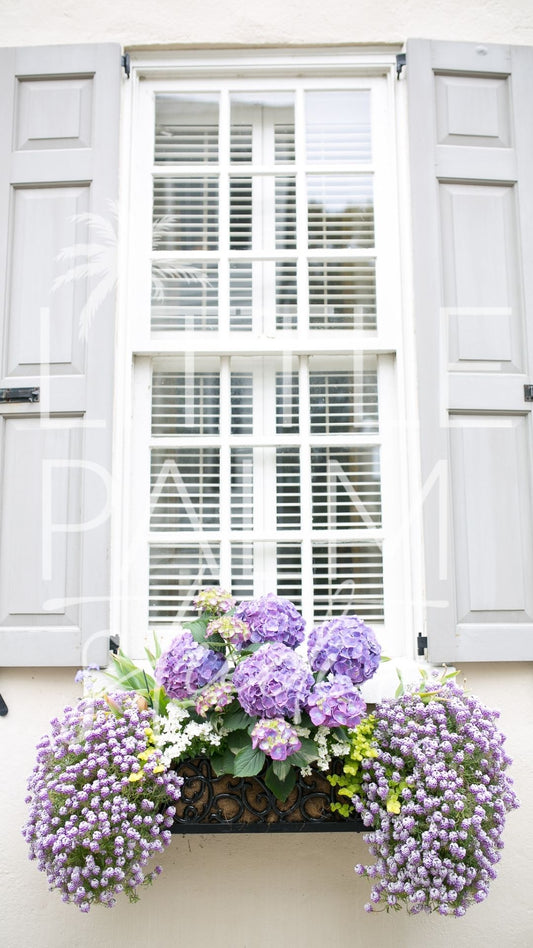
<box><xmin>0</xmin><ymin>0</ymin><xmax>532</xmax><ymax>48</ymax></box>
<box><xmin>2</xmin><ymin>665</ymin><xmax>532</xmax><ymax>947</ymax></box>
<box><xmin>2</xmin><ymin>2</ymin><xmax>533</xmax><ymax>946</ymax></box>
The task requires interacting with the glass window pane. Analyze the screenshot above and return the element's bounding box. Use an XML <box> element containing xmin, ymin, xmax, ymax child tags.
<box><xmin>305</xmin><ymin>91</ymin><xmax>371</xmax><ymax>163</ymax></box>
<box><xmin>150</xmin><ymin>447</ymin><xmax>220</xmax><ymax>531</ymax></box>
<box><xmin>230</xmin><ymin>93</ymin><xmax>295</xmax><ymax>164</ymax></box>
<box><xmin>312</xmin><ymin>542</ymin><xmax>384</xmax><ymax>622</ymax></box>
<box><xmin>151</xmin><ymin>261</ymin><xmax>218</xmax><ymax>331</ymax></box>
<box><xmin>149</xmin><ymin>545</ymin><xmax>221</xmax><ymax>623</ymax></box>
<box><xmin>155</xmin><ymin>94</ymin><xmax>219</xmax><ymax>163</ymax></box>
<box><xmin>307</xmin><ymin>175</ymin><xmax>374</xmax><ymax>249</ymax></box>
<box><xmin>308</xmin><ymin>260</ymin><xmax>376</xmax><ymax>331</ymax></box>
<box><xmin>311</xmin><ymin>446</ymin><xmax>382</xmax><ymax>528</ymax></box>
<box><xmin>152</xmin><ymin>370</ymin><xmax>220</xmax><ymax>436</ymax></box>
<box><xmin>153</xmin><ymin>176</ymin><xmax>218</xmax><ymax>251</ymax></box>
<box><xmin>309</xmin><ymin>357</ymin><xmax>379</xmax><ymax>434</ymax></box>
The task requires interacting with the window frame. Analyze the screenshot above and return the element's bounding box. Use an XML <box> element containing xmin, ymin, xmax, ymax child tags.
<box><xmin>114</xmin><ymin>46</ymin><xmax>422</xmax><ymax>670</ymax></box>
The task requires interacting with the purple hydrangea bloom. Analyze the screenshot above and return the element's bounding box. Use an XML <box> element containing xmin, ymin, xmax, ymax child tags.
<box><xmin>232</xmin><ymin>642</ymin><xmax>313</xmax><ymax>719</ymax></box>
<box><xmin>155</xmin><ymin>630</ymin><xmax>225</xmax><ymax>699</ymax></box>
<box><xmin>234</xmin><ymin>593</ymin><xmax>305</xmax><ymax>647</ymax></box>
<box><xmin>251</xmin><ymin>717</ymin><xmax>302</xmax><ymax>761</ymax></box>
<box><xmin>22</xmin><ymin>693</ymin><xmax>182</xmax><ymax>912</ymax></box>
<box><xmin>307</xmin><ymin>674</ymin><xmax>367</xmax><ymax>728</ymax></box>
<box><xmin>353</xmin><ymin>683</ymin><xmax>519</xmax><ymax>916</ymax></box>
<box><xmin>308</xmin><ymin>616</ymin><xmax>381</xmax><ymax>684</ymax></box>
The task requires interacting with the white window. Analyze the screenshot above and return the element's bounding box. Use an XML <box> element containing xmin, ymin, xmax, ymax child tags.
<box><xmin>121</xmin><ymin>50</ymin><xmax>408</xmax><ymax>660</ymax></box>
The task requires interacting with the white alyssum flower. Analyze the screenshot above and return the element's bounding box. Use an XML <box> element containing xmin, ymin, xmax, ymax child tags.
<box><xmin>152</xmin><ymin>703</ymin><xmax>227</xmax><ymax>767</ymax></box>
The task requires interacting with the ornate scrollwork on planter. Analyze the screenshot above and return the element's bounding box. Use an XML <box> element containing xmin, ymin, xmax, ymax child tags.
<box><xmin>171</xmin><ymin>757</ymin><xmax>364</xmax><ymax>833</ymax></box>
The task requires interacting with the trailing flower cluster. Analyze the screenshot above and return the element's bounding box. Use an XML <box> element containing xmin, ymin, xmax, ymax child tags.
<box><xmin>23</xmin><ymin>693</ymin><xmax>182</xmax><ymax>912</ymax></box>
<box><xmin>347</xmin><ymin>682</ymin><xmax>519</xmax><ymax>916</ymax></box>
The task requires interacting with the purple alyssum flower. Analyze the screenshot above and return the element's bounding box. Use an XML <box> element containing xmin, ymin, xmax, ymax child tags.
<box><xmin>22</xmin><ymin>693</ymin><xmax>182</xmax><ymax>912</ymax></box>
<box><xmin>308</xmin><ymin>616</ymin><xmax>381</xmax><ymax>684</ymax></box>
<box><xmin>232</xmin><ymin>642</ymin><xmax>313</xmax><ymax>719</ymax></box>
<box><xmin>307</xmin><ymin>674</ymin><xmax>367</xmax><ymax>729</ymax></box>
<box><xmin>234</xmin><ymin>593</ymin><xmax>305</xmax><ymax>647</ymax></box>
<box><xmin>251</xmin><ymin>718</ymin><xmax>302</xmax><ymax>761</ymax></box>
<box><xmin>155</xmin><ymin>629</ymin><xmax>225</xmax><ymax>699</ymax></box>
<box><xmin>353</xmin><ymin>683</ymin><xmax>519</xmax><ymax>916</ymax></box>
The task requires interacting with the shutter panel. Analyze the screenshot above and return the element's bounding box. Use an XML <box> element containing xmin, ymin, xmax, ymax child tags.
<box><xmin>0</xmin><ymin>44</ymin><xmax>120</xmax><ymax>666</ymax></box>
<box><xmin>408</xmin><ymin>40</ymin><xmax>533</xmax><ymax>662</ymax></box>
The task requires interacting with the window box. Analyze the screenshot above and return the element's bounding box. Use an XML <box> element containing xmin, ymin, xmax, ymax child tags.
<box><xmin>171</xmin><ymin>756</ymin><xmax>364</xmax><ymax>833</ymax></box>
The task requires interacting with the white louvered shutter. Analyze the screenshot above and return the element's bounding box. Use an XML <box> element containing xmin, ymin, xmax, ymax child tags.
<box><xmin>0</xmin><ymin>44</ymin><xmax>120</xmax><ymax>666</ymax></box>
<box><xmin>408</xmin><ymin>40</ymin><xmax>533</xmax><ymax>661</ymax></box>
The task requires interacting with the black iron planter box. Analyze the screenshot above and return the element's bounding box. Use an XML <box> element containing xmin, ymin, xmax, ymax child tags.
<box><xmin>171</xmin><ymin>757</ymin><xmax>364</xmax><ymax>833</ymax></box>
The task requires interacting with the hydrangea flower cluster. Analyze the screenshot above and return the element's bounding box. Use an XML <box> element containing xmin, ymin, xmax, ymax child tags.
<box><xmin>22</xmin><ymin>693</ymin><xmax>182</xmax><ymax>912</ymax></box>
<box><xmin>232</xmin><ymin>642</ymin><xmax>313</xmax><ymax>719</ymax></box>
<box><xmin>234</xmin><ymin>593</ymin><xmax>306</xmax><ymax>647</ymax></box>
<box><xmin>353</xmin><ymin>683</ymin><xmax>519</xmax><ymax>916</ymax></box>
<box><xmin>195</xmin><ymin>681</ymin><xmax>234</xmax><ymax>717</ymax></box>
<box><xmin>308</xmin><ymin>616</ymin><xmax>381</xmax><ymax>684</ymax></box>
<box><xmin>307</xmin><ymin>675</ymin><xmax>367</xmax><ymax>729</ymax></box>
<box><xmin>206</xmin><ymin>615</ymin><xmax>251</xmax><ymax>649</ymax></box>
<box><xmin>194</xmin><ymin>587</ymin><xmax>235</xmax><ymax>614</ymax></box>
<box><xmin>251</xmin><ymin>718</ymin><xmax>302</xmax><ymax>761</ymax></box>
<box><xmin>155</xmin><ymin>629</ymin><xmax>225</xmax><ymax>699</ymax></box>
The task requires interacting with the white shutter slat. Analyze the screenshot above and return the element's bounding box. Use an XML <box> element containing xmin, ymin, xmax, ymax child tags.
<box><xmin>0</xmin><ymin>43</ymin><xmax>120</xmax><ymax>667</ymax></box>
<box><xmin>408</xmin><ymin>39</ymin><xmax>533</xmax><ymax>662</ymax></box>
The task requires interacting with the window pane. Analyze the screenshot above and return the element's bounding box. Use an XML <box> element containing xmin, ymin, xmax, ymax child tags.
<box><xmin>311</xmin><ymin>446</ymin><xmax>381</xmax><ymax>528</ymax></box>
<box><xmin>155</xmin><ymin>94</ymin><xmax>219</xmax><ymax>163</ymax></box>
<box><xmin>152</xmin><ymin>370</ymin><xmax>220</xmax><ymax>436</ymax></box>
<box><xmin>309</xmin><ymin>359</ymin><xmax>379</xmax><ymax>434</ymax></box>
<box><xmin>153</xmin><ymin>176</ymin><xmax>218</xmax><ymax>251</ymax></box>
<box><xmin>151</xmin><ymin>261</ymin><xmax>218</xmax><ymax>331</ymax></box>
<box><xmin>229</xmin><ymin>175</ymin><xmax>296</xmax><ymax>250</ymax></box>
<box><xmin>277</xmin><ymin>544</ymin><xmax>302</xmax><ymax>610</ymax></box>
<box><xmin>305</xmin><ymin>91</ymin><xmax>371</xmax><ymax>163</ymax></box>
<box><xmin>276</xmin><ymin>448</ymin><xmax>301</xmax><ymax>529</ymax></box>
<box><xmin>312</xmin><ymin>542</ymin><xmax>384</xmax><ymax>622</ymax></box>
<box><xmin>308</xmin><ymin>260</ymin><xmax>376</xmax><ymax>330</ymax></box>
<box><xmin>307</xmin><ymin>175</ymin><xmax>374</xmax><ymax>248</ymax></box>
<box><xmin>149</xmin><ymin>545</ymin><xmax>220</xmax><ymax>622</ymax></box>
<box><xmin>230</xmin><ymin>93</ymin><xmax>295</xmax><ymax>164</ymax></box>
<box><xmin>231</xmin><ymin>448</ymin><xmax>254</xmax><ymax>528</ymax></box>
<box><xmin>230</xmin><ymin>372</ymin><xmax>254</xmax><ymax>434</ymax></box>
<box><xmin>150</xmin><ymin>447</ymin><xmax>220</xmax><ymax>531</ymax></box>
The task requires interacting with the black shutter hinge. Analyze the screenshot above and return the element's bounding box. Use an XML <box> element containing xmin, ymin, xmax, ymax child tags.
<box><xmin>396</xmin><ymin>52</ymin><xmax>406</xmax><ymax>80</ymax></box>
<box><xmin>0</xmin><ymin>693</ymin><xmax>8</xmax><ymax>716</ymax></box>
<box><xmin>121</xmin><ymin>53</ymin><xmax>131</xmax><ymax>79</ymax></box>
<box><xmin>109</xmin><ymin>634</ymin><xmax>120</xmax><ymax>654</ymax></box>
<box><xmin>417</xmin><ymin>634</ymin><xmax>428</xmax><ymax>657</ymax></box>
<box><xmin>524</xmin><ymin>384</ymin><xmax>533</xmax><ymax>402</ymax></box>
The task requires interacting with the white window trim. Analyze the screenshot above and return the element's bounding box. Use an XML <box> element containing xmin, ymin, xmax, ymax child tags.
<box><xmin>112</xmin><ymin>46</ymin><xmax>426</xmax><ymax>679</ymax></box>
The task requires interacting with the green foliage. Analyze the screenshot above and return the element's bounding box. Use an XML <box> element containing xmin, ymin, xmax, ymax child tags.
<box><xmin>106</xmin><ymin>650</ymin><xmax>170</xmax><ymax>715</ymax></box>
<box><xmin>264</xmin><ymin>762</ymin><xmax>297</xmax><ymax>802</ymax></box>
<box><xmin>233</xmin><ymin>745</ymin><xmax>266</xmax><ymax>777</ymax></box>
<box><xmin>328</xmin><ymin>715</ymin><xmax>378</xmax><ymax>817</ymax></box>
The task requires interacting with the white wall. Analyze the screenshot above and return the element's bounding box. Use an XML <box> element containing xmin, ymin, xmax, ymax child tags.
<box><xmin>2</xmin><ymin>3</ymin><xmax>533</xmax><ymax>946</ymax></box>
<box><xmin>2</xmin><ymin>665</ymin><xmax>532</xmax><ymax>947</ymax></box>
<box><xmin>0</xmin><ymin>0</ymin><xmax>532</xmax><ymax>48</ymax></box>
